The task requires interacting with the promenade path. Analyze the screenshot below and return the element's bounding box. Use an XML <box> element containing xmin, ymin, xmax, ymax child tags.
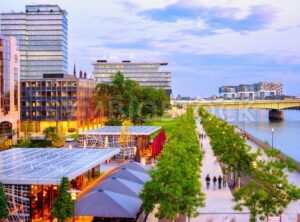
<box><xmin>246</xmin><ymin>139</ymin><xmax>300</xmax><ymax>222</ymax></box>
<box><xmin>191</xmin><ymin>115</ymin><xmax>250</xmax><ymax>222</ymax></box>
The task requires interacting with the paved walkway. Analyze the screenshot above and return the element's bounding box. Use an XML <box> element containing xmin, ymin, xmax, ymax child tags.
<box><xmin>147</xmin><ymin>115</ymin><xmax>300</xmax><ymax>222</ymax></box>
<box><xmin>191</xmin><ymin>115</ymin><xmax>249</xmax><ymax>222</ymax></box>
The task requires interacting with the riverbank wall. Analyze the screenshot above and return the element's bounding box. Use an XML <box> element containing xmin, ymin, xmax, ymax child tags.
<box><xmin>239</xmin><ymin>129</ymin><xmax>300</xmax><ymax>172</ymax></box>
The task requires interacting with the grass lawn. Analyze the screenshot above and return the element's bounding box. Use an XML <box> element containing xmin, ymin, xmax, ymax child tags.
<box><xmin>144</xmin><ymin>116</ymin><xmax>181</xmax><ymax>136</ymax></box>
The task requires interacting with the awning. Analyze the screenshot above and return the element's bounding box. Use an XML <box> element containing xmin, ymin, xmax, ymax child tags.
<box><xmin>75</xmin><ymin>189</ymin><xmax>142</xmax><ymax>218</ymax></box>
<box><xmin>109</xmin><ymin>167</ymin><xmax>150</xmax><ymax>184</ymax></box>
<box><xmin>121</xmin><ymin>160</ymin><xmax>150</xmax><ymax>173</ymax></box>
<box><xmin>94</xmin><ymin>177</ymin><xmax>143</xmax><ymax>197</ymax></box>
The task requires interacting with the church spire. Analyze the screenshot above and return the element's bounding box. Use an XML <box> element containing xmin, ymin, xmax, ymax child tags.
<box><xmin>73</xmin><ymin>63</ymin><xmax>76</xmax><ymax>76</ymax></box>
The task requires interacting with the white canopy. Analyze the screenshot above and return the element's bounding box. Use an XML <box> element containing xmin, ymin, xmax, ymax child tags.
<box><xmin>79</xmin><ymin>126</ymin><xmax>161</xmax><ymax>136</ymax></box>
<box><xmin>0</xmin><ymin>148</ymin><xmax>120</xmax><ymax>185</ymax></box>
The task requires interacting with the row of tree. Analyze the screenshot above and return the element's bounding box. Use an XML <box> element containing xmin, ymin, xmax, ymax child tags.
<box><xmin>140</xmin><ymin>107</ymin><xmax>205</xmax><ymax>220</ymax></box>
<box><xmin>198</xmin><ymin>107</ymin><xmax>300</xmax><ymax>222</ymax></box>
<box><xmin>95</xmin><ymin>72</ymin><xmax>170</xmax><ymax>125</ymax></box>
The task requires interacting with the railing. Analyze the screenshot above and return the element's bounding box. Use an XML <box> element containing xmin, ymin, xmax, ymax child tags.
<box><xmin>171</xmin><ymin>99</ymin><xmax>300</xmax><ymax>109</ymax></box>
<box><xmin>240</xmin><ymin>130</ymin><xmax>300</xmax><ymax>172</ymax></box>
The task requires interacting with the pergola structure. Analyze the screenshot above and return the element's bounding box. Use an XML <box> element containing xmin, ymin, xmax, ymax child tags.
<box><xmin>79</xmin><ymin>126</ymin><xmax>163</xmax><ymax>162</ymax></box>
<box><xmin>0</xmin><ymin>148</ymin><xmax>120</xmax><ymax>222</ymax></box>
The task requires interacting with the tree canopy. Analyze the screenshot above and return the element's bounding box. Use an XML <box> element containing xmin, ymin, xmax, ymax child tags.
<box><xmin>52</xmin><ymin>177</ymin><xmax>73</xmax><ymax>222</ymax></box>
<box><xmin>0</xmin><ymin>183</ymin><xmax>9</xmax><ymax>221</ymax></box>
<box><xmin>198</xmin><ymin>107</ymin><xmax>300</xmax><ymax>221</ymax></box>
<box><xmin>94</xmin><ymin>72</ymin><xmax>170</xmax><ymax>125</ymax></box>
<box><xmin>140</xmin><ymin>107</ymin><xmax>205</xmax><ymax>220</ymax></box>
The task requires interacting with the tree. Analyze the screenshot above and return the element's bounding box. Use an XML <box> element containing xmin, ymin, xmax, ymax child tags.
<box><xmin>51</xmin><ymin>134</ymin><xmax>65</xmax><ymax>148</ymax></box>
<box><xmin>233</xmin><ymin>150</ymin><xmax>300</xmax><ymax>222</ymax></box>
<box><xmin>52</xmin><ymin>177</ymin><xmax>73</xmax><ymax>222</ymax></box>
<box><xmin>0</xmin><ymin>183</ymin><xmax>9</xmax><ymax>221</ymax></box>
<box><xmin>140</xmin><ymin>107</ymin><xmax>205</xmax><ymax>220</ymax></box>
<box><xmin>0</xmin><ymin>136</ymin><xmax>10</xmax><ymax>151</ymax></box>
<box><xmin>15</xmin><ymin>137</ymin><xmax>31</xmax><ymax>148</ymax></box>
<box><xmin>94</xmin><ymin>72</ymin><xmax>170</xmax><ymax>125</ymax></box>
<box><xmin>44</xmin><ymin>126</ymin><xmax>57</xmax><ymax>140</ymax></box>
<box><xmin>44</xmin><ymin>127</ymin><xmax>65</xmax><ymax>148</ymax></box>
<box><xmin>198</xmin><ymin>107</ymin><xmax>300</xmax><ymax>221</ymax></box>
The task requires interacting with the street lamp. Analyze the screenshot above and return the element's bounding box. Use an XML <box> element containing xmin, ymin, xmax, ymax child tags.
<box><xmin>242</xmin><ymin>113</ymin><xmax>245</xmax><ymax>133</ymax></box>
<box><xmin>271</xmin><ymin>128</ymin><xmax>274</xmax><ymax>149</ymax></box>
<box><xmin>67</xmin><ymin>189</ymin><xmax>80</xmax><ymax>222</ymax></box>
<box><xmin>251</xmin><ymin>161</ymin><xmax>258</xmax><ymax>170</ymax></box>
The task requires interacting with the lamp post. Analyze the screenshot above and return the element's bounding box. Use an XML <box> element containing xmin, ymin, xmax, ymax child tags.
<box><xmin>251</xmin><ymin>161</ymin><xmax>257</xmax><ymax>170</ymax></box>
<box><xmin>67</xmin><ymin>189</ymin><xmax>80</xmax><ymax>222</ymax></box>
<box><xmin>242</xmin><ymin>113</ymin><xmax>245</xmax><ymax>133</ymax></box>
<box><xmin>271</xmin><ymin>128</ymin><xmax>274</xmax><ymax>149</ymax></box>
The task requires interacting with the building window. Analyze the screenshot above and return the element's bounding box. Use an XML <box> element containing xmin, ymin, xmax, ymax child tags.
<box><xmin>0</xmin><ymin>121</ymin><xmax>13</xmax><ymax>137</ymax></box>
<box><xmin>14</xmin><ymin>68</ymin><xmax>19</xmax><ymax>111</ymax></box>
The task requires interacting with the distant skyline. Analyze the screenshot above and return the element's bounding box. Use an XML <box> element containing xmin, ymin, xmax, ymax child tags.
<box><xmin>2</xmin><ymin>0</ymin><xmax>300</xmax><ymax>97</ymax></box>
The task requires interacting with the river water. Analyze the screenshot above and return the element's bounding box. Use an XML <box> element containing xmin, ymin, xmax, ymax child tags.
<box><xmin>207</xmin><ymin>108</ymin><xmax>300</xmax><ymax>162</ymax></box>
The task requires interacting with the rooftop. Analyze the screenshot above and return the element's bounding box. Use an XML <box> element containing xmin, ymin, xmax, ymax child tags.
<box><xmin>93</xmin><ymin>60</ymin><xmax>168</xmax><ymax>66</ymax></box>
<box><xmin>0</xmin><ymin>148</ymin><xmax>120</xmax><ymax>185</ymax></box>
<box><xmin>80</xmin><ymin>126</ymin><xmax>161</xmax><ymax>136</ymax></box>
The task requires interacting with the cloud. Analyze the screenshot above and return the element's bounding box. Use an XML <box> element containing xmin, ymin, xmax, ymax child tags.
<box><xmin>140</xmin><ymin>2</ymin><xmax>276</xmax><ymax>32</ymax></box>
<box><xmin>180</xmin><ymin>29</ymin><xmax>218</xmax><ymax>36</ymax></box>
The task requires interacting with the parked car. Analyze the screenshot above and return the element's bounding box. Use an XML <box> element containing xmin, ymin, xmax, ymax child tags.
<box><xmin>65</xmin><ymin>137</ymin><xmax>75</xmax><ymax>142</ymax></box>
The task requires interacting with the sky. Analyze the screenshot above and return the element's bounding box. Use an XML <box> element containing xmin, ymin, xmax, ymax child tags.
<box><xmin>2</xmin><ymin>0</ymin><xmax>300</xmax><ymax>97</ymax></box>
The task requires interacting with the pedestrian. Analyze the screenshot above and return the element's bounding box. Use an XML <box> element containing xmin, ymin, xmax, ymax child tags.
<box><xmin>223</xmin><ymin>175</ymin><xmax>227</xmax><ymax>188</ymax></box>
<box><xmin>213</xmin><ymin>176</ymin><xmax>217</xmax><ymax>189</ymax></box>
<box><xmin>224</xmin><ymin>216</ymin><xmax>230</xmax><ymax>222</ymax></box>
<box><xmin>218</xmin><ymin>175</ymin><xmax>222</xmax><ymax>189</ymax></box>
<box><xmin>205</xmin><ymin>174</ymin><xmax>211</xmax><ymax>189</ymax></box>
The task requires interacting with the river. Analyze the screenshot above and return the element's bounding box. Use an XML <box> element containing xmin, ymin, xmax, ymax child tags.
<box><xmin>207</xmin><ymin>108</ymin><xmax>300</xmax><ymax>162</ymax></box>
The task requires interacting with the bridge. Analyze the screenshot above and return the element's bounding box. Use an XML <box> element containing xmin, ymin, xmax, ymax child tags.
<box><xmin>171</xmin><ymin>99</ymin><xmax>300</xmax><ymax>120</ymax></box>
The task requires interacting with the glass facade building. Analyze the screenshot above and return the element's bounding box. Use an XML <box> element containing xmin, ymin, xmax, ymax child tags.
<box><xmin>92</xmin><ymin>60</ymin><xmax>172</xmax><ymax>96</ymax></box>
<box><xmin>0</xmin><ymin>35</ymin><xmax>20</xmax><ymax>143</ymax></box>
<box><xmin>0</xmin><ymin>4</ymin><xmax>68</xmax><ymax>79</ymax></box>
<box><xmin>20</xmin><ymin>74</ymin><xmax>105</xmax><ymax>135</ymax></box>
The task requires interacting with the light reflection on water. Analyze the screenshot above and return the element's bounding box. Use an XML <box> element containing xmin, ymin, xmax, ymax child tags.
<box><xmin>207</xmin><ymin>108</ymin><xmax>300</xmax><ymax>162</ymax></box>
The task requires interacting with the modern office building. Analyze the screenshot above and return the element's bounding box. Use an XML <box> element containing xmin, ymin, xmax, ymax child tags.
<box><xmin>20</xmin><ymin>73</ymin><xmax>104</xmax><ymax>135</ymax></box>
<box><xmin>0</xmin><ymin>4</ymin><xmax>68</xmax><ymax>79</ymax></box>
<box><xmin>254</xmin><ymin>82</ymin><xmax>283</xmax><ymax>99</ymax></box>
<box><xmin>0</xmin><ymin>147</ymin><xmax>120</xmax><ymax>222</ymax></box>
<box><xmin>0</xmin><ymin>35</ymin><xmax>20</xmax><ymax>143</ymax></box>
<box><xmin>219</xmin><ymin>82</ymin><xmax>283</xmax><ymax>99</ymax></box>
<box><xmin>92</xmin><ymin>60</ymin><xmax>172</xmax><ymax>96</ymax></box>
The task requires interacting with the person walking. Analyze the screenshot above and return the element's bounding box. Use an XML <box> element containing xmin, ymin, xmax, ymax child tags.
<box><xmin>223</xmin><ymin>175</ymin><xmax>227</xmax><ymax>188</ymax></box>
<box><xmin>213</xmin><ymin>176</ymin><xmax>217</xmax><ymax>190</ymax></box>
<box><xmin>218</xmin><ymin>175</ymin><xmax>222</xmax><ymax>189</ymax></box>
<box><xmin>205</xmin><ymin>174</ymin><xmax>211</xmax><ymax>189</ymax></box>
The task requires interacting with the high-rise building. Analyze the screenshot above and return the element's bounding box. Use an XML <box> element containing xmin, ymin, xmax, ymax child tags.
<box><xmin>0</xmin><ymin>4</ymin><xmax>68</xmax><ymax>79</ymax></box>
<box><xmin>92</xmin><ymin>60</ymin><xmax>172</xmax><ymax>96</ymax></box>
<box><xmin>0</xmin><ymin>35</ymin><xmax>20</xmax><ymax>143</ymax></box>
<box><xmin>219</xmin><ymin>82</ymin><xmax>283</xmax><ymax>100</ymax></box>
<box><xmin>20</xmin><ymin>73</ymin><xmax>104</xmax><ymax>135</ymax></box>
